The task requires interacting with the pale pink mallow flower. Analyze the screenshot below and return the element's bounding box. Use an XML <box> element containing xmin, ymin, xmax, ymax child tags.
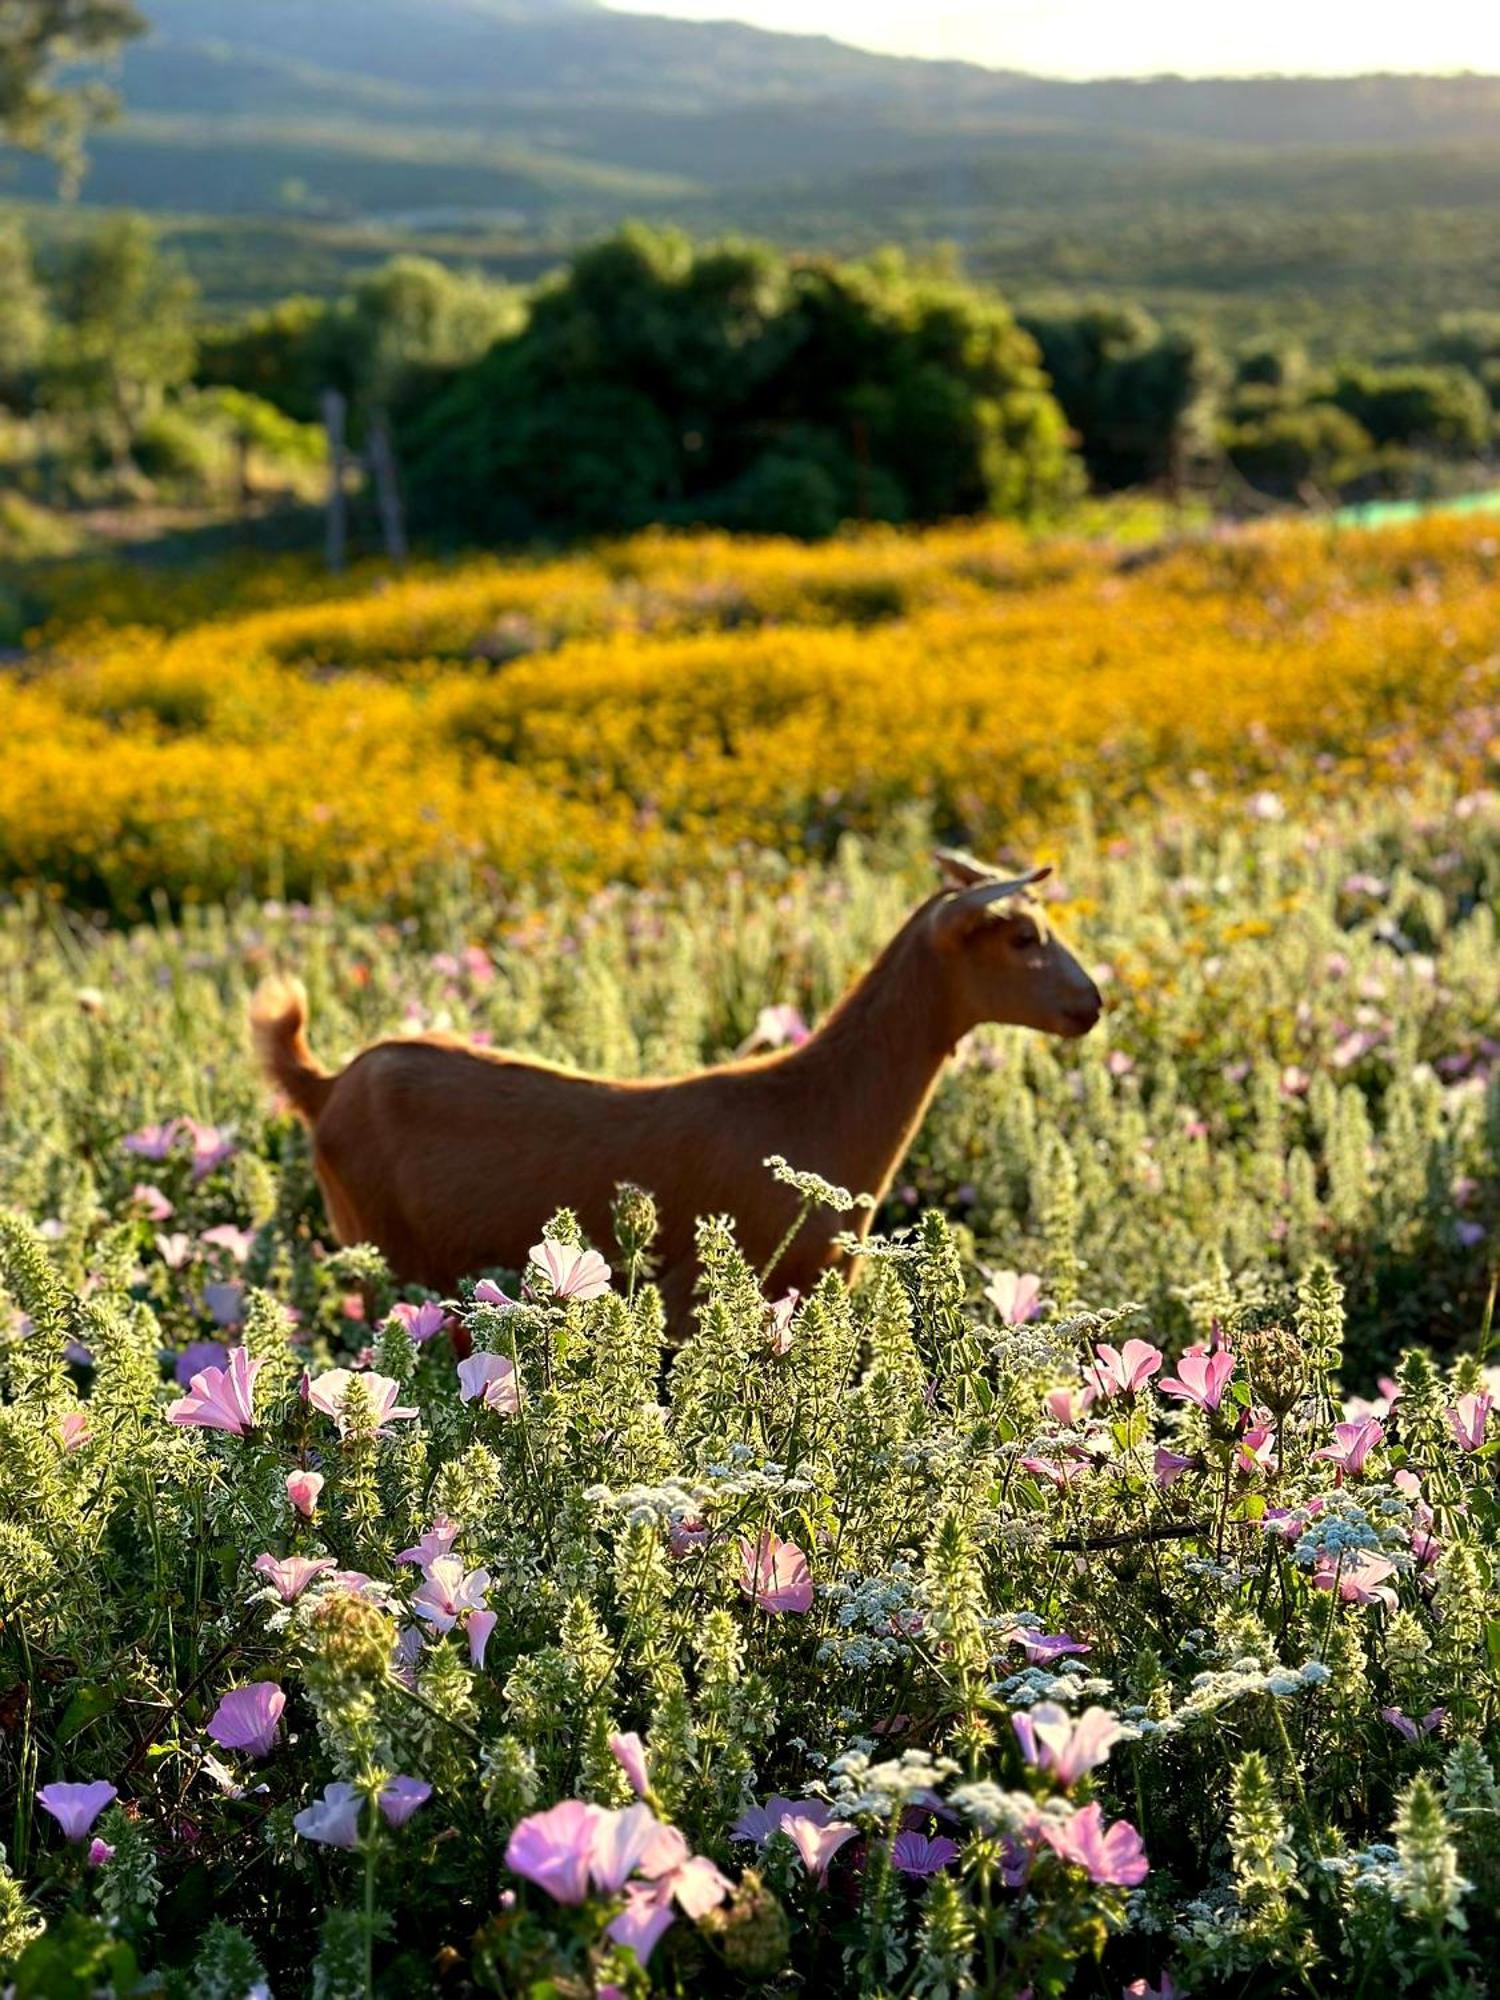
<box><xmin>892</xmin><ymin>1831</ymin><xmax>960</xmax><ymax>1876</ymax></box>
<box><xmin>87</xmin><ymin>1837</ymin><xmax>115</xmax><ymax>1867</ymax></box>
<box><xmin>1020</xmin><ymin>1454</ymin><xmax>1085</xmax><ymax>1492</ymax></box>
<box><xmin>307</xmin><ymin>1369</ymin><xmax>418</xmax><ymax>1437</ymax></box>
<box><xmin>207</xmin><ymin>1682</ymin><xmax>285</xmax><ymax>1758</ymax></box>
<box><xmin>1311</xmin><ymin>1552</ymin><xmax>1399</xmax><ymax>1611</ymax></box>
<box><xmin>529</xmin><ymin>1239</ymin><xmax>612</xmax><ymax>1302</ymax></box>
<box><xmin>473</xmin><ymin>1279</ymin><xmax>519</xmax><ymax>1308</ymax></box>
<box><xmin>1085</xmin><ymin>1339</ymin><xmax>1163</xmax><ymax>1400</ymax></box>
<box><xmin>1009</xmin><ymin>1629</ymin><xmax>1091</xmax><ymax>1666</ymax></box>
<box><xmin>1235</xmin><ymin>1423</ymin><xmax>1278</xmax><ymax>1477</ymax></box>
<box><xmin>389</xmin><ymin>1301</ymin><xmax>449</xmax><ymax>1345</ymax></box>
<box><xmin>738</xmin><ymin>1532</ymin><xmax>813</xmax><ymax>1613</ymax></box>
<box><xmin>253</xmin><ymin>1553</ymin><xmax>335</xmax><ymax>1603</ymax></box>
<box><xmin>131</xmin><ymin>1183</ymin><xmax>173</xmax><ymax>1221</ymax></box>
<box><xmin>1124</xmin><ymin>1975</ymin><xmax>1177</xmax><ymax>1999</ymax></box>
<box><xmin>1013</xmin><ymin>1704</ymin><xmax>1125</xmax><ymax>1787</ymax></box>
<box><xmin>985</xmin><ymin>1270</ymin><xmax>1043</xmax><ymax>1326</ymax></box>
<box><xmin>167</xmin><ymin>1348</ymin><xmax>263</xmax><ymax>1435</ymax></box>
<box><xmin>606</xmin><ymin>1882</ymin><xmax>679</xmax><ymax>1966</ymax></box>
<box><xmin>1158</xmin><ymin>1348</ymin><xmax>1236</xmax><ymax>1413</ymax></box>
<box><xmin>747</xmin><ymin>1003</ymin><xmax>810</xmax><ymax>1051</ymax></box>
<box><xmin>58</xmin><ymin>1410</ymin><xmax>91</xmax><ymax>1452</ymax></box>
<box><xmin>379</xmin><ymin>1776</ymin><xmax>432</xmax><ymax>1827</ymax></box>
<box><xmin>590</xmin><ymin>1802</ymin><xmax>688</xmax><ymax>1894</ymax></box>
<box><xmin>294</xmin><ymin>1781</ymin><xmax>364</xmax><ymax>1849</ymax></box>
<box><xmin>1448</xmin><ymin>1392</ymin><xmax>1492</xmax><ymax>1452</ymax></box>
<box><xmin>36</xmin><ymin>1781</ymin><xmax>117</xmax><ymax>1840</ymax></box>
<box><xmin>766</xmin><ymin>1290</ymin><xmax>799</xmax><ymax>1356</ymax></box>
<box><xmin>610</xmin><ymin>1731</ymin><xmax>651</xmax><ymax>1798</ymax></box>
<box><xmin>780</xmin><ymin>1812</ymin><xmax>859</xmax><ymax>1880</ymax></box>
<box><xmin>1045</xmin><ymin>1386</ymin><xmax>1084</xmax><ymax>1427</ymax></box>
<box><xmin>201</xmin><ymin>1224</ymin><xmax>256</xmax><ymax>1265</ymax></box>
<box><xmin>1381</xmin><ymin>1706</ymin><xmax>1446</xmax><ymax>1744</ymax></box>
<box><xmin>286</xmin><ymin>1469</ymin><xmax>324</xmax><ymax>1518</ymax></box>
<box><xmin>397</xmin><ymin>1518</ymin><xmax>460</xmax><ymax>1567</ymax></box>
<box><xmin>1154</xmin><ymin>1447</ymin><xmax>1197</xmax><ymax>1487</ymax></box>
<box><xmin>411</xmin><ymin>1556</ymin><xmax>491</xmax><ymax>1634</ymax></box>
<box><xmin>123</xmin><ymin>1122</ymin><xmax>179</xmax><ymax>1162</ymax></box>
<box><xmin>505</xmin><ymin>1799</ymin><xmax>604</xmax><ymax>1904</ymax></box>
<box><xmin>457</xmin><ymin>1351</ymin><xmax>522</xmax><ymax>1414</ymax></box>
<box><xmin>155</xmin><ymin>1232</ymin><xmax>193</xmax><ymax>1270</ymax></box>
<box><xmin>468</xmin><ymin>1609</ymin><xmax>498</xmax><ymax>1668</ymax></box>
<box><xmin>183</xmin><ymin>1119</ymin><xmax>236</xmax><ymax>1182</ymax></box>
<box><xmin>1313</xmin><ymin>1417</ymin><xmax>1383</xmax><ymax>1479</ymax></box>
<box><xmin>1040</xmin><ymin>1802</ymin><xmax>1149</xmax><ymax>1886</ymax></box>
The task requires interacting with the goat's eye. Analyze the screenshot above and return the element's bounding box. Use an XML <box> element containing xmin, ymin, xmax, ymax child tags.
<box><xmin>1010</xmin><ymin>924</ymin><xmax>1038</xmax><ymax>950</ymax></box>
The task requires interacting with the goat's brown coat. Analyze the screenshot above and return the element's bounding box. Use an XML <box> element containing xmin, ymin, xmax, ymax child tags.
<box><xmin>252</xmin><ymin>864</ymin><xmax>1101</xmax><ymax>1330</ymax></box>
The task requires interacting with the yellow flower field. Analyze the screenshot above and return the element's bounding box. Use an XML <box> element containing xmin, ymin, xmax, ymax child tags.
<box><xmin>4</xmin><ymin>514</ymin><xmax>1497</xmax><ymax>912</ymax></box>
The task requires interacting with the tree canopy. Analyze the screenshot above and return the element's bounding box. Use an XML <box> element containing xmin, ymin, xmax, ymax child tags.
<box><xmin>0</xmin><ymin>1</ymin><xmax>145</xmax><ymax>185</ymax></box>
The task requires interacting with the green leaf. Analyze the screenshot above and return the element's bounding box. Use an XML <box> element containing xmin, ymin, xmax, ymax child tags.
<box><xmin>55</xmin><ymin>1682</ymin><xmax>115</xmax><ymax>1745</ymax></box>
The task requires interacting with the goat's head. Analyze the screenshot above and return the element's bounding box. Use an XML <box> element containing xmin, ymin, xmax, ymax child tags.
<box><xmin>928</xmin><ymin>849</ymin><xmax>1102</xmax><ymax>1041</ymax></box>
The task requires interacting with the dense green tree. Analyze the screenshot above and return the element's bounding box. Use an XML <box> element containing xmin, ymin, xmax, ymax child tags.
<box><xmin>1225</xmin><ymin>402</ymin><xmax>1375</xmax><ymax>496</ymax></box>
<box><xmin>196</xmin><ymin>296</ymin><xmax>333</xmax><ymax>427</ymax></box>
<box><xmin>0</xmin><ymin>0</ymin><xmax>144</xmax><ymax>185</ymax></box>
<box><xmin>41</xmin><ymin>214</ymin><xmax>196</xmax><ymax>454</ymax></box>
<box><xmin>397</xmin><ymin>226</ymin><xmax>1079</xmax><ymax>544</ymax></box>
<box><xmin>1326</xmin><ymin>364</ymin><xmax>1492</xmax><ymax>455</ymax></box>
<box><xmin>1021</xmin><ymin>302</ymin><xmax>1224</xmax><ymax>490</ymax></box>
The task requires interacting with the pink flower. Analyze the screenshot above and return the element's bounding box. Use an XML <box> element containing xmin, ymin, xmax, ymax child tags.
<box><xmin>610</xmin><ymin>1731</ymin><xmax>651</xmax><ymax>1798</ymax></box>
<box><xmin>1085</xmin><ymin>1338</ymin><xmax>1163</xmax><ymax>1399</ymax></box>
<box><xmin>779</xmin><ymin>1811</ymin><xmax>858</xmax><ymax>1879</ymax></box>
<box><xmin>591</xmin><ymin>1802</ymin><xmax>687</xmax><ymax>1894</ymax></box>
<box><xmin>207</xmin><ymin>1682</ymin><xmax>285</xmax><ymax>1759</ymax></box>
<box><xmin>1235</xmin><ymin>1423</ymin><xmax>1278</xmax><ymax>1476</ymax></box>
<box><xmin>87</xmin><ymin>1837</ymin><xmax>115</xmax><ymax>1867</ymax></box>
<box><xmin>130</xmin><ymin>1182</ymin><xmax>173</xmax><ymax>1221</ymax></box>
<box><xmin>286</xmin><ymin>1469</ymin><xmax>324</xmax><ymax>1518</ymax></box>
<box><xmin>1313</xmin><ymin>1417</ymin><xmax>1383</xmax><ymax>1479</ymax></box>
<box><xmin>1013</xmin><ymin>1704</ymin><xmax>1125</xmax><ymax>1787</ymax></box>
<box><xmin>1311</xmin><ymin>1552</ymin><xmax>1399</xmax><ymax>1610</ymax></box>
<box><xmin>294</xmin><ymin>1782</ymin><xmax>363</xmax><ymax>1849</ymax></box>
<box><xmin>605</xmin><ymin>1880</ymin><xmax>678</xmax><ymax>1965</ymax></box>
<box><xmin>892</xmin><ymin>1831</ymin><xmax>959</xmax><ymax>1876</ymax></box>
<box><xmin>167</xmin><ymin>1348</ymin><xmax>263</xmax><ymax>1434</ymax></box>
<box><xmin>36</xmin><ymin>1781</ymin><xmax>117</xmax><ymax>1840</ymax></box>
<box><xmin>766</xmin><ymin>1290</ymin><xmax>800</xmax><ymax>1355</ymax></box>
<box><xmin>473</xmin><ymin>1279</ymin><xmax>519</xmax><ymax>1308</ymax></box>
<box><xmin>1381</xmin><ymin>1706</ymin><xmax>1446</xmax><ymax>1744</ymax></box>
<box><xmin>201</xmin><ymin>1224</ymin><xmax>255</xmax><ymax>1264</ymax></box>
<box><xmin>379</xmin><ymin>1776</ymin><xmax>432</xmax><ymax>1827</ymax></box>
<box><xmin>1045</xmin><ymin>1386</ymin><xmax>1084</xmax><ymax>1426</ymax></box>
<box><xmin>1107</xmin><ymin>1050</ymin><xmax>1135</xmax><ymax>1078</ymax></box>
<box><xmin>1154</xmin><ymin>1447</ymin><xmax>1197</xmax><ymax>1486</ymax></box>
<box><xmin>58</xmin><ymin>1410</ymin><xmax>90</xmax><ymax>1452</ymax></box>
<box><xmin>155</xmin><ymin>1231</ymin><xmax>193</xmax><ymax>1269</ymax></box>
<box><xmin>738</xmin><ymin>1532</ymin><xmax>813</xmax><ymax>1613</ymax></box>
<box><xmin>467</xmin><ymin>1609</ymin><xmax>498</xmax><ymax>1667</ymax></box>
<box><xmin>396</xmin><ymin>1518</ymin><xmax>460</xmax><ymax>1567</ymax></box>
<box><xmin>749</xmin><ymin>1003</ymin><xmax>810</xmax><ymax>1050</ymax></box>
<box><xmin>307</xmin><ymin>1369</ymin><xmax>418</xmax><ymax>1437</ymax></box>
<box><xmin>668</xmin><ymin>1516</ymin><xmax>710</xmax><ymax>1558</ymax></box>
<box><xmin>985</xmin><ymin>1270</ymin><xmax>1043</xmax><ymax>1325</ymax></box>
<box><xmin>253</xmin><ymin>1553</ymin><xmax>335</xmax><ymax>1603</ymax></box>
<box><xmin>1124</xmin><ymin>1975</ymin><xmax>1177</xmax><ymax>1999</ymax></box>
<box><xmin>505</xmin><ymin>1799</ymin><xmax>604</xmax><ymax>1904</ymax></box>
<box><xmin>1041</xmin><ymin>1802</ymin><xmax>1149</xmax><ymax>1886</ymax></box>
<box><xmin>389</xmin><ymin>1301</ymin><xmax>449</xmax><ymax>1345</ymax></box>
<box><xmin>411</xmin><ymin>1556</ymin><xmax>490</xmax><ymax>1634</ymax></box>
<box><xmin>1448</xmin><ymin>1392</ymin><xmax>1492</xmax><ymax>1452</ymax></box>
<box><xmin>1009</xmin><ymin>1629</ymin><xmax>1091</xmax><ymax>1666</ymax></box>
<box><xmin>183</xmin><ymin>1120</ymin><xmax>236</xmax><ymax>1181</ymax></box>
<box><xmin>1020</xmin><ymin>1454</ymin><xmax>1084</xmax><ymax>1491</ymax></box>
<box><xmin>1158</xmin><ymin>1348</ymin><xmax>1236</xmax><ymax>1413</ymax></box>
<box><xmin>528</xmin><ymin>1239</ymin><xmax>612</xmax><ymax>1302</ymax></box>
<box><xmin>457</xmin><ymin>1351</ymin><xmax>522</xmax><ymax>1413</ymax></box>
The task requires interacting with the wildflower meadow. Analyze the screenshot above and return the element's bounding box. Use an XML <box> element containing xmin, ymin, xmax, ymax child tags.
<box><xmin>1</xmin><ymin>516</ymin><xmax>1498</xmax><ymax>1998</ymax></box>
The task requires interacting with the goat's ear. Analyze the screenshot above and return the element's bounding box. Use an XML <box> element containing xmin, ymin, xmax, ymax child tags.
<box><xmin>935</xmin><ymin>864</ymin><xmax>1053</xmax><ymax>940</ymax></box>
<box><xmin>934</xmin><ymin>847</ymin><xmax>1000</xmax><ymax>889</ymax></box>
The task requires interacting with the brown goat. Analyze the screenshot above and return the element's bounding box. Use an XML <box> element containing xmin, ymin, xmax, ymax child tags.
<box><xmin>250</xmin><ymin>853</ymin><xmax>1101</xmax><ymax>1330</ymax></box>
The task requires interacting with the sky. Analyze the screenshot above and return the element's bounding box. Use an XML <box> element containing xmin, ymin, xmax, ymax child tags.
<box><xmin>602</xmin><ymin>0</ymin><xmax>1500</xmax><ymax>77</ymax></box>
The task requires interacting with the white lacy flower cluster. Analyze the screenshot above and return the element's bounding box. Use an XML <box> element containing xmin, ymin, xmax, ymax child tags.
<box><xmin>1126</xmin><ymin>1657</ymin><xmax>1330</xmax><ymax>1738</ymax></box>
<box><xmin>816</xmin><ymin>1563</ymin><xmax>924</xmax><ymax>1670</ymax></box>
<box><xmin>823</xmin><ymin>1748</ymin><xmax>962</xmax><ymax>1822</ymax></box>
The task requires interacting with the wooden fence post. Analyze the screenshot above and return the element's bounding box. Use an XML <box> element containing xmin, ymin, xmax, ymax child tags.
<box><xmin>368</xmin><ymin>411</ymin><xmax>408</xmax><ymax>565</ymax></box>
<box><xmin>321</xmin><ymin>387</ymin><xmax>348</xmax><ymax>573</ymax></box>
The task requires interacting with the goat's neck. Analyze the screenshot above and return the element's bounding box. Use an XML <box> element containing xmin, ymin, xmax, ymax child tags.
<box><xmin>771</xmin><ymin>907</ymin><xmax>961</xmax><ymax>1208</ymax></box>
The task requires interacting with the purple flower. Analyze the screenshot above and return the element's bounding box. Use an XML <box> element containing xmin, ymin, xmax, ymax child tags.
<box><xmin>505</xmin><ymin>1799</ymin><xmax>604</xmax><ymax>1904</ymax></box>
<box><xmin>379</xmin><ymin>1776</ymin><xmax>432</xmax><ymax>1827</ymax></box>
<box><xmin>294</xmin><ymin>1782</ymin><xmax>363</xmax><ymax>1848</ymax></box>
<box><xmin>87</xmin><ymin>1837</ymin><xmax>115</xmax><ymax>1867</ymax></box>
<box><xmin>167</xmin><ymin>1348</ymin><xmax>263</xmax><ymax>1434</ymax></box>
<box><xmin>207</xmin><ymin>1683</ymin><xmax>285</xmax><ymax>1758</ymax></box>
<box><xmin>202</xmin><ymin>1282</ymin><xmax>246</xmax><ymax>1329</ymax></box>
<box><xmin>528</xmin><ymin>1239</ymin><xmax>612</xmax><ymax>1302</ymax></box>
<box><xmin>1313</xmin><ymin>1417</ymin><xmax>1384</xmax><ymax>1479</ymax></box>
<box><xmin>730</xmin><ymin>1795</ymin><xmax>831</xmax><ymax>1844</ymax></box>
<box><xmin>892</xmin><ymin>1831</ymin><xmax>959</xmax><ymax>1877</ymax></box>
<box><xmin>389</xmin><ymin>1301</ymin><xmax>449</xmax><ymax>1345</ymax></box>
<box><xmin>36</xmin><ymin>1781</ymin><xmax>117</xmax><ymax>1840</ymax></box>
<box><xmin>1009</xmin><ymin>1629</ymin><xmax>1091</xmax><ymax>1666</ymax></box>
<box><xmin>1381</xmin><ymin>1706</ymin><xmax>1446</xmax><ymax>1744</ymax></box>
<box><xmin>173</xmin><ymin>1339</ymin><xmax>229</xmax><ymax>1387</ymax></box>
<box><xmin>123</xmin><ymin>1122</ymin><xmax>179</xmax><ymax>1162</ymax></box>
<box><xmin>591</xmin><ymin>1802</ymin><xmax>687</xmax><ymax>1895</ymax></box>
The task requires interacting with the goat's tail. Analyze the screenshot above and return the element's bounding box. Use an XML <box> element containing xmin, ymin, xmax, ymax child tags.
<box><xmin>250</xmin><ymin>976</ymin><xmax>335</xmax><ymax>1125</ymax></box>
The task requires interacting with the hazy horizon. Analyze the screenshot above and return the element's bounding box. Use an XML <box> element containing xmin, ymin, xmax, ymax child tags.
<box><xmin>600</xmin><ymin>0</ymin><xmax>1500</xmax><ymax>79</ymax></box>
